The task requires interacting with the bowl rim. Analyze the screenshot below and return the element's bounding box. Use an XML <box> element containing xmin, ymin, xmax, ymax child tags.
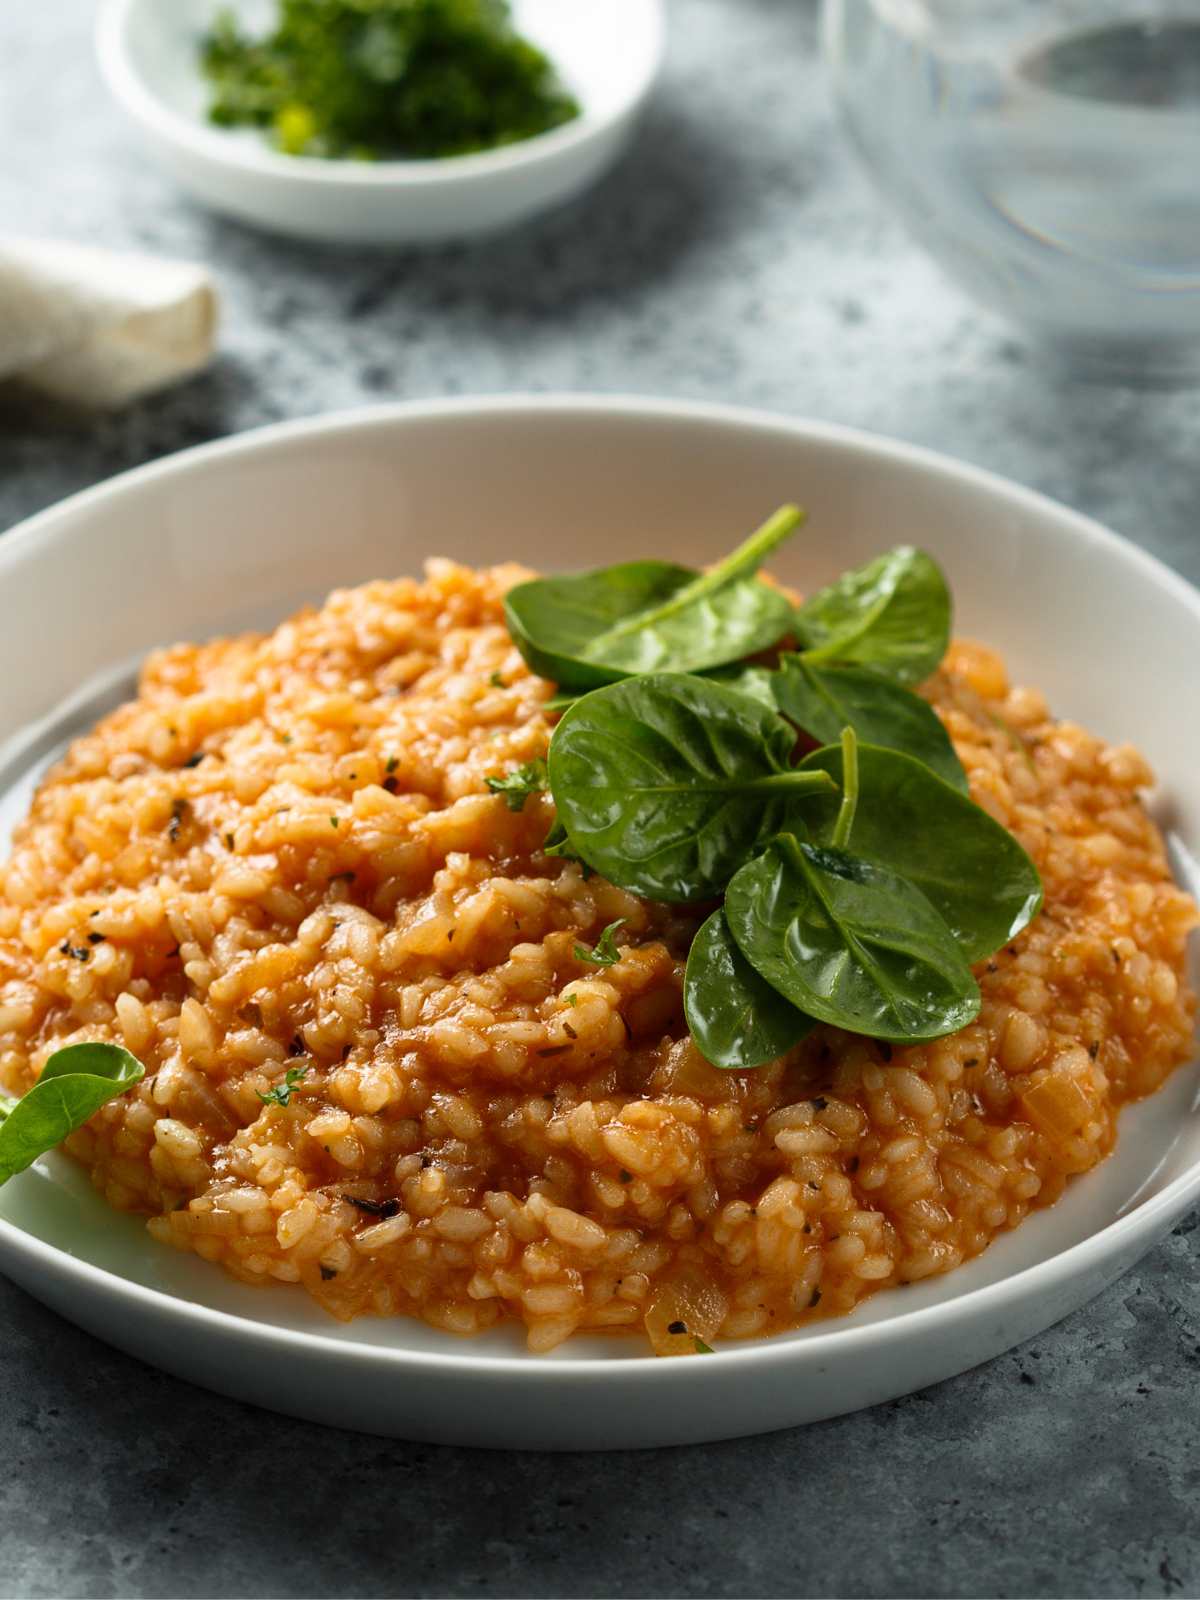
<box><xmin>2</xmin><ymin>391</ymin><xmax>1199</xmax><ymax>1383</ymax></box>
<box><xmin>94</xmin><ymin>0</ymin><xmax>667</xmax><ymax>190</ymax></box>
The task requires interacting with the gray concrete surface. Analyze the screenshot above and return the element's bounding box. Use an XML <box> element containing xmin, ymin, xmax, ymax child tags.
<box><xmin>2</xmin><ymin>2</ymin><xmax>1200</xmax><ymax>1596</ymax></box>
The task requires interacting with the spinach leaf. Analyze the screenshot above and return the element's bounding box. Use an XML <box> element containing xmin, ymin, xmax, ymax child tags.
<box><xmin>547</xmin><ymin>674</ymin><xmax>837</xmax><ymax>902</ymax></box>
<box><xmin>798</xmin><ymin>742</ymin><xmax>1043</xmax><ymax>962</ymax></box>
<box><xmin>0</xmin><ymin>1042</ymin><xmax>145</xmax><ymax>1185</ymax></box>
<box><xmin>772</xmin><ymin>656</ymin><xmax>968</xmax><ymax>793</ymax></box>
<box><xmin>684</xmin><ymin>908</ymin><xmax>813</xmax><ymax>1070</ymax></box>
<box><xmin>703</xmin><ymin>662</ymin><xmax>780</xmax><ymax>711</ymax></box>
<box><xmin>504</xmin><ymin>506</ymin><xmax>803</xmax><ymax>691</ymax></box>
<box><xmin>725</xmin><ymin>836</ymin><xmax>981</xmax><ymax>1042</ymax></box>
<box><xmin>795</xmin><ymin>546</ymin><xmax>951</xmax><ymax>685</ymax></box>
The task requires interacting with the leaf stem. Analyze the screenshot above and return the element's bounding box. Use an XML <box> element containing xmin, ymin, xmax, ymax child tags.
<box><xmin>831</xmin><ymin>726</ymin><xmax>860</xmax><ymax>849</ymax></box>
<box><xmin>585</xmin><ymin>505</ymin><xmax>806</xmax><ymax>651</ymax></box>
<box><xmin>746</xmin><ymin>769</ymin><xmax>839</xmax><ymax>795</ymax></box>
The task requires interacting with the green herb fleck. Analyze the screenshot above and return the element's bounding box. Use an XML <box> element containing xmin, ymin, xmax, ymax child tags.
<box><xmin>693</xmin><ymin>1336</ymin><xmax>714</xmax><ymax>1354</ymax></box>
<box><xmin>385</xmin><ymin>756</ymin><xmax>398</xmax><ymax>774</ymax></box>
<box><xmin>485</xmin><ymin>757</ymin><xmax>547</xmax><ymax>814</ymax></box>
<box><xmin>257</xmin><ymin>1065</ymin><xmax>310</xmax><ymax>1109</ymax></box>
<box><xmin>489</xmin><ymin>672</ymin><xmax>505</xmax><ymax>689</ymax></box>
<box><xmin>574</xmin><ymin>918</ymin><xmax>627</xmax><ymax>968</ymax></box>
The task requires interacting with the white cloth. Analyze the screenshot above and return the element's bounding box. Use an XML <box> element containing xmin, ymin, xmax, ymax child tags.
<box><xmin>0</xmin><ymin>238</ymin><xmax>218</xmax><ymax>409</ymax></box>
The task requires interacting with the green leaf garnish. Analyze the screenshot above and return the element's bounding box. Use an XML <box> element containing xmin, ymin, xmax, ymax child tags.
<box><xmin>684</xmin><ymin>907</ymin><xmax>812</xmax><ymax>1071</ymax></box>
<box><xmin>507</xmin><ymin>524</ymin><xmax>1045</xmax><ymax>1062</ymax></box>
<box><xmin>485</xmin><ymin>757</ymin><xmax>548</xmax><ymax>813</ymax></box>
<box><xmin>772</xmin><ymin>656</ymin><xmax>968</xmax><ymax>793</ymax></box>
<box><xmin>798</xmin><ymin>742</ymin><xmax>1043</xmax><ymax>963</ymax></box>
<box><xmin>257</xmin><ymin>1065</ymin><xmax>311</xmax><ymax>1108</ymax></box>
<box><xmin>574</xmin><ymin>919</ymin><xmax>628</xmax><ymax>968</ymax></box>
<box><xmin>704</xmin><ymin>662</ymin><xmax>780</xmax><ymax>711</ymax></box>
<box><xmin>547</xmin><ymin>673</ymin><xmax>836</xmax><ymax>902</ymax></box>
<box><xmin>0</xmin><ymin>1043</ymin><xmax>145</xmax><ymax>1185</ymax></box>
<box><xmin>504</xmin><ymin>507</ymin><xmax>805</xmax><ymax>692</ymax></box>
<box><xmin>725</xmin><ymin>835</ymin><xmax>981</xmax><ymax>1042</ymax></box>
<box><xmin>794</xmin><ymin>546</ymin><xmax>951</xmax><ymax>685</ymax></box>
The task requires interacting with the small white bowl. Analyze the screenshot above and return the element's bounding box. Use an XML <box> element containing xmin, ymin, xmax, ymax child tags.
<box><xmin>96</xmin><ymin>0</ymin><xmax>665</xmax><ymax>245</ymax></box>
<box><xmin>1</xmin><ymin>396</ymin><xmax>1198</xmax><ymax>1449</ymax></box>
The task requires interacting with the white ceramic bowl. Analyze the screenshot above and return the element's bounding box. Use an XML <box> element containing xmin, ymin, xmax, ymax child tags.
<box><xmin>1</xmin><ymin>396</ymin><xmax>1198</xmax><ymax>1450</ymax></box>
<box><xmin>95</xmin><ymin>0</ymin><xmax>665</xmax><ymax>244</ymax></box>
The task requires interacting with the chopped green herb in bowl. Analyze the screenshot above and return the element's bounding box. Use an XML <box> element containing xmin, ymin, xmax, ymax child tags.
<box><xmin>201</xmin><ymin>0</ymin><xmax>581</xmax><ymax>161</ymax></box>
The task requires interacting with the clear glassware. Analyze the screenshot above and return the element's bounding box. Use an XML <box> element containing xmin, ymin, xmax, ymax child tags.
<box><xmin>822</xmin><ymin>0</ymin><xmax>1200</xmax><ymax>384</ymax></box>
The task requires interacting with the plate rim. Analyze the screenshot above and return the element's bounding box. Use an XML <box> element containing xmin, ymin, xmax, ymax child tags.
<box><xmin>2</xmin><ymin>391</ymin><xmax>1198</xmax><ymax>1384</ymax></box>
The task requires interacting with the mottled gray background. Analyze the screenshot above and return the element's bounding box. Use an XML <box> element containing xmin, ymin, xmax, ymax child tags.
<box><xmin>3</xmin><ymin>2</ymin><xmax>1199</xmax><ymax>1597</ymax></box>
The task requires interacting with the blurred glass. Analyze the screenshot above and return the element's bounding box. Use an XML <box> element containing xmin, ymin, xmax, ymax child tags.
<box><xmin>823</xmin><ymin>0</ymin><xmax>1200</xmax><ymax>384</ymax></box>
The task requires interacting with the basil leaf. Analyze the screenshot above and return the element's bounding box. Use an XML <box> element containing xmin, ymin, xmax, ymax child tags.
<box><xmin>798</xmin><ymin>742</ymin><xmax>1043</xmax><ymax>962</ymax></box>
<box><xmin>504</xmin><ymin>507</ymin><xmax>803</xmax><ymax>691</ymax></box>
<box><xmin>726</xmin><ymin>836</ymin><xmax>981</xmax><ymax>1042</ymax></box>
<box><xmin>795</xmin><ymin>546</ymin><xmax>951</xmax><ymax>685</ymax></box>
<box><xmin>0</xmin><ymin>1042</ymin><xmax>145</xmax><ymax>1185</ymax></box>
<box><xmin>547</xmin><ymin>674</ymin><xmax>837</xmax><ymax>902</ymax></box>
<box><xmin>684</xmin><ymin>908</ymin><xmax>813</xmax><ymax>1070</ymax></box>
<box><xmin>772</xmin><ymin>656</ymin><xmax>968</xmax><ymax>793</ymax></box>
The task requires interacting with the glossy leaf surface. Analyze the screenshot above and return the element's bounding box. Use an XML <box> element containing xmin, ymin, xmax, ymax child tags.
<box><xmin>794</xmin><ymin>546</ymin><xmax>951</xmax><ymax>685</ymax></box>
<box><xmin>798</xmin><ymin>742</ymin><xmax>1043</xmax><ymax>962</ymax></box>
<box><xmin>772</xmin><ymin>656</ymin><xmax>967</xmax><ymax>792</ymax></box>
<box><xmin>504</xmin><ymin>508</ymin><xmax>802</xmax><ymax>691</ymax></box>
<box><xmin>547</xmin><ymin>673</ymin><xmax>836</xmax><ymax>902</ymax></box>
<box><xmin>683</xmin><ymin>908</ymin><xmax>813</xmax><ymax>1070</ymax></box>
<box><xmin>725</xmin><ymin>837</ymin><xmax>981</xmax><ymax>1042</ymax></box>
<box><xmin>0</xmin><ymin>1042</ymin><xmax>145</xmax><ymax>1185</ymax></box>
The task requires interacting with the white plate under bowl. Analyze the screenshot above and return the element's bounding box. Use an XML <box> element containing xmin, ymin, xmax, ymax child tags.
<box><xmin>1</xmin><ymin>396</ymin><xmax>1198</xmax><ymax>1449</ymax></box>
<box><xmin>95</xmin><ymin>0</ymin><xmax>665</xmax><ymax>244</ymax></box>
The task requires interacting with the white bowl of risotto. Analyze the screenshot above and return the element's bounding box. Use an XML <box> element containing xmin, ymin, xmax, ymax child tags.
<box><xmin>0</xmin><ymin>396</ymin><xmax>1198</xmax><ymax>1449</ymax></box>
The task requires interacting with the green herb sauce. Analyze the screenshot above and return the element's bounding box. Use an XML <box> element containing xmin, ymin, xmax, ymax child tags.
<box><xmin>201</xmin><ymin>0</ymin><xmax>580</xmax><ymax>161</ymax></box>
